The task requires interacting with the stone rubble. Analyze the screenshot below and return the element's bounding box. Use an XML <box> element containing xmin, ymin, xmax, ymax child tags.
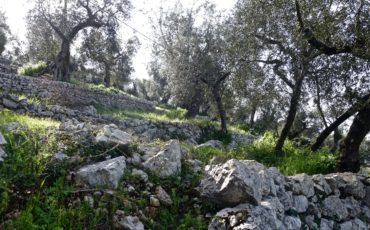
<box><xmin>203</xmin><ymin>159</ymin><xmax>370</xmax><ymax>229</ymax></box>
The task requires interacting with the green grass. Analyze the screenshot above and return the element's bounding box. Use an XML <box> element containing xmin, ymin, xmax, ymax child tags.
<box><xmin>141</xmin><ymin>161</ymin><xmax>210</xmax><ymax>229</ymax></box>
<box><xmin>96</xmin><ymin>105</ymin><xmax>247</xmax><ymax>135</ymax></box>
<box><xmin>17</xmin><ymin>61</ymin><xmax>47</xmax><ymax>76</ymax></box>
<box><xmin>0</xmin><ymin>110</ymin><xmax>59</xmax><ymax>131</ymax></box>
<box><xmin>192</xmin><ymin>132</ymin><xmax>337</xmax><ymax>175</ymax></box>
<box><xmin>0</xmin><ymin>111</ymin><xmax>104</xmax><ymax>229</ymax></box>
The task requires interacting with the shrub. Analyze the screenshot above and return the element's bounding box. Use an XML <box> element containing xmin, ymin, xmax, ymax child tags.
<box><xmin>17</xmin><ymin>61</ymin><xmax>47</xmax><ymax>76</ymax></box>
<box><xmin>165</xmin><ymin>107</ymin><xmax>187</xmax><ymax>120</ymax></box>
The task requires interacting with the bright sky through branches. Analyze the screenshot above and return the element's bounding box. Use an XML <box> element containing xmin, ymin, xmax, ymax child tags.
<box><xmin>0</xmin><ymin>0</ymin><xmax>236</xmax><ymax>79</ymax></box>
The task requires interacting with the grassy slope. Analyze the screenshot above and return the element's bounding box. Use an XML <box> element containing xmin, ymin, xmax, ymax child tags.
<box><xmin>0</xmin><ymin>108</ymin><xmax>338</xmax><ymax>229</ymax></box>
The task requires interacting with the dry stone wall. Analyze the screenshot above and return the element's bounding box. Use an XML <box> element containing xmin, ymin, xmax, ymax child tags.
<box><xmin>200</xmin><ymin>159</ymin><xmax>370</xmax><ymax>230</ymax></box>
<box><xmin>0</xmin><ymin>93</ymin><xmax>255</xmax><ymax>145</ymax></box>
<box><xmin>0</xmin><ymin>72</ymin><xmax>154</xmax><ymax>111</ymax></box>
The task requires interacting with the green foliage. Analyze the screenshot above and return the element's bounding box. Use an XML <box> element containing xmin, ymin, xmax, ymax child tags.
<box><xmin>3</xmin><ymin>179</ymin><xmax>100</xmax><ymax>230</ymax></box>
<box><xmin>88</xmin><ymin>83</ymin><xmax>123</xmax><ymax>94</ymax></box>
<box><xmin>193</xmin><ymin>132</ymin><xmax>337</xmax><ymax>175</ymax></box>
<box><xmin>17</xmin><ymin>61</ymin><xmax>47</xmax><ymax>76</ymax></box>
<box><xmin>68</xmin><ymin>78</ymin><xmax>81</xmax><ymax>85</ymax></box>
<box><xmin>0</xmin><ymin>110</ymin><xmax>59</xmax><ymax>131</ymax></box>
<box><xmin>143</xmin><ymin>161</ymin><xmax>210</xmax><ymax>229</ymax></box>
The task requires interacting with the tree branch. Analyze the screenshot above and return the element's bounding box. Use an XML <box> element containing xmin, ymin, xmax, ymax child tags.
<box><xmin>68</xmin><ymin>19</ymin><xmax>102</xmax><ymax>41</ymax></box>
<box><xmin>255</xmin><ymin>35</ymin><xmax>292</xmax><ymax>56</ymax></box>
<box><xmin>254</xmin><ymin>59</ymin><xmax>294</xmax><ymax>89</ymax></box>
<box><xmin>295</xmin><ymin>0</ymin><xmax>368</xmax><ymax>60</ymax></box>
<box><xmin>40</xmin><ymin>8</ymin><xmax>67</xmax><ymax>41</ymax></box>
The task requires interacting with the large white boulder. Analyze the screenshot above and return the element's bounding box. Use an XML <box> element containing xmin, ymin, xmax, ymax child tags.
<box><xmin>75</xmin><ymin>156</ymin><xmax>127</xmax><ymax>188</ymax></box>
<box><xmin>143</xmin><ymin>139</ymin><xmax>182</xmax><ymax>177</ymax></box>
<box><xmin>95</xmin><ymin>124</ymin><xmax>133</xmax><ymax>147</ymax></box>
<box><xmin>198</xmin><ymin>159</ymin><xmax>275</xmax><ymax>207</ymax></box>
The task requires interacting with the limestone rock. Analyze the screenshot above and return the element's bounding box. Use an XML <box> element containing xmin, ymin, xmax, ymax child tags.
<box><xmin>343</xmin><ymin>196</ymin><xmax>361</xmax><ymax>218</ymax></box>
<box><xmin>293</xmin><ymin>195</ymin><xmax>308</xmax><ymax>213</ymax></box>
<box><xmin>283</xmin><ymin>216</ymin><xmax>301</xmax><ymax>230</ymax></box>
<box><xmin>51</xmin><ymin>152</ymin><xmax>69</xmax><ymax>162</ymax></box>
<box><xmin>2</xmin><ymin>122</ymin><xmax>26</xmax><ymax>132</ymax></box>
<box><xmin>325</xmin><ymin>173</ymin><xmax>365</xmax><ymax>199</ymax></box>
<box><xmin>289</xmin><ymin>173</ymin><xmax>315</xmax><ymax>197</ymax></box>
<box><xmin>82</xmin><ymin>105</ymin><xmax>97</xmax><ymax>115</ymax></box>
<box><xmin>198</xmin><ymin>159</ymin><xmax>274</xmax><ymax>207</ymax></box>
<box><xmin>114</xmin><ymin>215</ymin><xmax>144</xmax><ymax>230</ymax></box>
<box><xmin>209</xmin><ymin>203</ymin><xmax>282</xmax><ymax>230</ymax></box>
<box><xmin>2</xmin><ymin>97</ymin><xmax>18</xmax><ymax>109</ymax></box>
<box><xmin>277</xmin><ymin>187</ymin><xmax>293</xmax><ymax>211</ymax></box>
<box><xmin>196</xmin><ymin>140</ymin><xmax>223</xmax><ymax>149</ymax></box>
<box><xmin>131</xmin><ymin>169</ymin><xmax>148</xmax><ymax>183</ymax></box>
<box><xmin>143</xmin><ymin>139</ymin><xmax>182</xmax><ymax>178</ymax></box>
<box><xmin>75</xmin><ymin>156</ymin><xmax>126</xmax><ymax>188</ymax></box>
<box><xmin>155</xmin><ymin>186</ymin><xmax>173</xmax><ymax>206</ymax></box>
<box><xmin>95</xmin><ymin>124</ymin><xmax>133</xmax><ymax>147</ymax></box>
<box><xmin>0</xmin><ymin>131</ymin><xmax>6</xmax><ymax>145</ymax></box>
<box><xmin>312</xmin><ymin>174</ymin><xmax>332</xmax><ymax>196</ymax></box>
<box><xmin>139</xmin><ymin>143</ymin><xmax>161</xmax><ymax>161</ymax></box>
<box><xmin>0</xmin><ymin>132</ymin><xmax>7</xmax><ymax>161</ymax></box>
<box><xmin>149</xmin><ymin>195</ymin><xmax>160</xmax><ymax>207</ymax></box>
<box><xmin>319</xmin><ymin>218</ymin><xmax>334</xmax><ymax>230</ymax></box>
<box><xmin>0</xmin><ymin>147</ymin><xmax>6</xmax><ymax>161</ymax></box>
<box><xmin>322</xmin><ymin>195</ymin><xmax>348</xmax><ymax>222</ymax></box>
<box><xmin>187</xmin><ymin>159</ymin><xmax>203</xmax><ymax>173</ymax></box>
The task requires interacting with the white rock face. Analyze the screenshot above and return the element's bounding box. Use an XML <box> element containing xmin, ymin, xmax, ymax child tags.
<box><xmin>0</xmin><ymin>132</ymin><xmax>6</xmax><ymax>161</ymax></box>
<box><xmin>0</xmin><ymin>132</ymin><xmax>6</xmax><ymax>145</ymax></box>
<box><xmin>114</xmin><ymin>215</ymin><xmax>144</xmax><ymax>230</ymax></box>
<box><xmin>95</xmin><ymin>124</ymin><xmax>133</xmax><ymax>147</ymax></box>
<box><xmin>143</xmin><ymin>139</ymin><xmax>182</xmax><ymax>178</ymax></box>
<box><xmin>209</xmin><ymin>203</ymin><xmax>284</xmax><ymax>230</ymax></box>
<box><xmin>75</xmin><ymin>156</ymin><xmax>126</xmax><ymax>188</ymax></box>
<box><xmin>198</xmin><ymin>159</ymin><xmax>274</xmax><ymax>207</ymax></box>
<box><xmin>202</xmin><ymin>157</ymin><xmax>370</xmax><ymax>229</ymax></box>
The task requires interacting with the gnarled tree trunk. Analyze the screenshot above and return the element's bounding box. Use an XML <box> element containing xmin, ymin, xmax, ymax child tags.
<box><xmin>54</xmin><ymin>40</ymin><xmax>71</xmax><ymax>82</ymax></box>
<box><xmin>311</xmin><ymin>93</ymin><xmax>370</xmax><ymax>151</ymax></box>
<box><xmin>212</xmin><ymin>88</ymin><xmax>227</xmax><ymax>134</ymax></box>
<box><xmin>275</xmin><ymin>74</ymin><xmax>305</xmax><ymax>152</ymax></box>
<box><xmin>338</xmin><ymin>107</ymin><xmax>370</xmax><ymax>172</ymax></box>
<box><xmin>104</xmin><ymin>62</ymin><xmax>111</xmax><ymax>87</ymax></box>
<box><xmin>185</xmin><ymin>91</ymin><xmax>203</xmax><ymax>118</ymax></box>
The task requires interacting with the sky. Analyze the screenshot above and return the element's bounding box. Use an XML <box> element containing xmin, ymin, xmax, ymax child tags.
<box><xmin>0</xmin><ymin>0</ymin><xmax>236</xmax><ymax>79</ymax></box>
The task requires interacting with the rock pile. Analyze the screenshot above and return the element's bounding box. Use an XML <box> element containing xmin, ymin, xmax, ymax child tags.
<box><xmin>199</xmin><ymin>159</ymin><xmax>370</xmax><ymax>230</ymax></box>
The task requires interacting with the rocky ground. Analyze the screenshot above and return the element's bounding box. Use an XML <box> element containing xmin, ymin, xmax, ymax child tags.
<box><xmin>0</xmin><ymin>89</ymin><xmax>369</xmax><ymax>229</ymax></box>
<box><xmin>1</xmin><ymin>116</ymin><xmax>370</xmax><ymax>229</ymax></box>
